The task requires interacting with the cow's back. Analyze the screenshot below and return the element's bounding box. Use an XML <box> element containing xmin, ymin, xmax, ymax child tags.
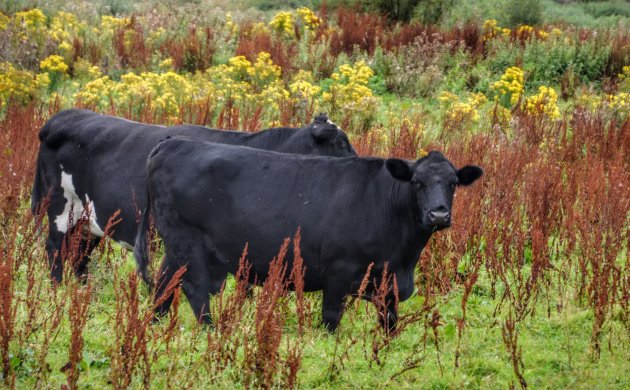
<box><xmin>146</xmin><ymin>139</ymin><xmax>412</xmax><ymax>290</ymax></box>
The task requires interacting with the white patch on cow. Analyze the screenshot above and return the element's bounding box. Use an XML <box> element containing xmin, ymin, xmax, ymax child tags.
<box><xmin>55</xmin><ymin>171</ymin><xmax>105</xmax><ymax>237</ymax></box>
<box><xmin>326</xmin><ymin>118</ymin><xmax>341</xmax><ymax>130</ymax></box>
<box><xmin>84</xmin><ymin>194</ymin><xmax>105</xmax><ymax>237</ymax></box>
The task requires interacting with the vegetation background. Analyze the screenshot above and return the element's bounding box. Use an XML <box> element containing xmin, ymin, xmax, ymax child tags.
<box><xmin>0</xmin><ymin>0</ymin><xmax>628</xmax><ymax>388</ymax></box>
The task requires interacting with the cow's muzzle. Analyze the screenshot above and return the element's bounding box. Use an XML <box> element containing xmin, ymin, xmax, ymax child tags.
<box><xmin>428</xmin><ymin>209</ymin><xmax>451</xmax><ymax>227</ymax></box>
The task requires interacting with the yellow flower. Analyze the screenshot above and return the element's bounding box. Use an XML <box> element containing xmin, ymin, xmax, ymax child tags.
<box><xmin>524</xmin><ymin>86</ymin><xmax>560</xmax><ymax>119</ymax></box>
<box><xmin>619</xmin><ymin>65</ymin><xmax>630</xmax><ymax>92</ymax></box>
<box><xmin>325</xmin><ymin>60</ymin><xmax>376</xmax><ymax>116</ymax></box>
<box><xmin>73</xmin><ymin>58</ymin><xmax>102</xmax><ymax>80</ymax></box>
<box><xmin>607</xmin><ymin>92</ymin><xmax>630</xmax><ymax>119</ymax></box>
<box><xmin>491</xmin><ymin>66</ymin><xmax>524</xmax><ymax>107</ymax></box>
<box><xmin>576</xmin><ymin>92</ymin><xmax>602</xmax><ymax>111</ymax></box>
<box><xmin>438</xmin><ymin>91</ymin><xmax>486</xmax><ymax>125</ymax></box>
<box><xmin>225</xmin><ymin>13</ymin><xmax>239</xmax><ymax>35</ymax></box>
<box><xmin>0</xmin><ymin>11</ymin><xmax>9</xmax><ymax>31</ymax></box>
<box><xmin>550</xmin><ymin>28</ymin><xmax>563</xmax><ymax>38</ymax></box>
<box><xmin>269</xmin><ymin>11</ymin><xmax>295</xmax><ymax>38</ymax></box>
<box><xmin>250</xmin><ymin>22</ymin><xmax>269</xmax><ymax>36</ymax></box>
<box><xmin>248</xmin><ymin>52</ymin><xmax>282</xmax><ymax>89</ymax></box>
<box><xmin>516</xmin><ymin>25</ymin><xmax>534</xmax><ymax>38</ymax></box>
<box><xmin>159</xmin><ymin>58</ymin><xmax>174</xmax><ymax>71</ymax></box>
<box><xmin>296</xmin><ymin>7</ymin><xmax>321</xmax><ymax>31</ymax></box>
<box><xmin>482</xmin><ymin>19</ymin><xmax>501</xmax><ymax>40</ymax></box>
<box><xmin>76</xmin><ymin>76</ymin><xmax>112</xmax><ymax>106</ymax></box>
<box><xmin>290</xmin><ymin>70</ymin><xmax>321</xmax><ymax>102</ymax></box>
<box><xmin>40</xmin><ymin>55</ymin><xmax>69</xmax><ymax>74</ymax></box>
<box><xmin>0</xmin><ymin>62</ymin><xmax>46</xmax><ymax>107</ymax></box>
<box><xmin>15</xmin><ymin>8</ymin><xmax>46</xmax><ymax>30</ymax></box>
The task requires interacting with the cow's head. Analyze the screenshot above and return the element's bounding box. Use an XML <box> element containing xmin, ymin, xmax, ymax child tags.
<box><xmin>297</xmin><ymin>113</ymin><xmax>356</xmax><ymax>157</ymax></box>
<box><xmin>386</xmin><ymin>151</ymin><xmax>483</xmax><ymax>231</ymax></box>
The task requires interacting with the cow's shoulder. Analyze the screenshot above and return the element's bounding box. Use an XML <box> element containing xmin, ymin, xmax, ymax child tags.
<box><xmin>39</xmin><ymin>109</ymin><xmax>102</xmax><ymax>147</ymax></box>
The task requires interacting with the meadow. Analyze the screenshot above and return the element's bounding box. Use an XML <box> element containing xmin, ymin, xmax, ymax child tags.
<box><xmin>0</xmin><ymin>1</ymin><xmax>629</xmax><ymax>388</ymax></box>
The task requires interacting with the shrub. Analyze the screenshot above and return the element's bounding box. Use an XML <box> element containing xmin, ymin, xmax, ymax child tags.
<box><xmin>375</xmin><ymin>33</ymin><xmax>453</xmax><ymax>98</ymax></box>
<box><xmin>505</xmin><ymin>0</ymin><xmax>542</xmax><ymax>27</ymax></box>
<box><xmin>363</xmin><ymin>0</ymin><xmax>423</xmax><ymax>22</ymax></box>
<box><xmin>413</xmin><ymin>0</ymin><xmax>454</xmax><ymax>25</ymax></box>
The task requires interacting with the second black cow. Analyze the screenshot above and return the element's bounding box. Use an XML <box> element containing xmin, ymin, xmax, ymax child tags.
<box><xmin>31</xmin><ymin>109</ymin><xmax>355</xmax><ymax>283</ymax></box>
<box><xmin>135</xmin><ymin>138</ymin><xmax>482</xmax><ymax>331</ymax></box>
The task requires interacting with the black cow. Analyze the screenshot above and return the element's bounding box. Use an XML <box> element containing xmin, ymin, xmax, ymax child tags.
<box><xmin>31</xmin><ymin>109</ymin><xmax>355</xmax><ymax>283</ymax></box>
<box><xmin>135</xmin><ymin>138</ymin><xmax>482</xmax><ymax>331</ymax></box>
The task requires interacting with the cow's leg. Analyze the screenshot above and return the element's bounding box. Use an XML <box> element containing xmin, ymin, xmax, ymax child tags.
<box><xmin>153</xmin><ymin>254</ymin><xmax>181</xmax><ymax>319</ymax></box>
<box><xmin>154</xmin><ymin>240</ymin><xmax>213</xmax><ymax>325</ymax></box>
<box><xmin>45</xmin><ymin>228</ymin><xmax>65</xmax><ymax>284</ymax></box>
<box><xmin>206</xmin><ymin>264</ymin><xmax>228</xmax><ymax>295</ymax></box>
<box><xmin>181</xmin><ymin>258</ymin><xmax>213</xmax><ymax>325</ymax></box>
<box><xmin>73</xmin><ymin>235</ymin><xmax>101</xmax><ymax>281</ymax></box>
<box><xmin>322</xmin><ymin>282</ymin><xmax>347</xmax><ymax>332</ymax></box>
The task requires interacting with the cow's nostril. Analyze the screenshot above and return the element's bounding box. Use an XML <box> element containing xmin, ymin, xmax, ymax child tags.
<box><xmin>429</xmin><ymin>210</ymin><xmax>451</xmax><ymax>225</ymax></box>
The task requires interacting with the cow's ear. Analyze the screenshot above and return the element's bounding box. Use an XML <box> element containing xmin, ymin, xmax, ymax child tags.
<box><xmin>312</xmin><ymin>124</ymin><xmax>336</xmax><ymax>143</ymax></box>
<box><xmin>386</xmin><ymin>159</ymin><xmax>413</xmax><ymax>182</ymax></box>
<box><xmin>457</xmin><ymin>165</ymin><xmax>483</xmax><ymax>186</ymax></box>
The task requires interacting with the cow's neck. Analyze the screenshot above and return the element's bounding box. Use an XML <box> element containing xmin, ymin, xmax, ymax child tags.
<box><xmin>247</xmin><ymin>127</ymin><xmax>294</xmax><ymax>150</ymax></box>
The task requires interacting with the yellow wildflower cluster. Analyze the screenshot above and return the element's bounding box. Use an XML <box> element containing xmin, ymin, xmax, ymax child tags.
<box><xmin>619</xmin><ymin>65</ymin><xmax>630</xmax><ymax>92</ymax></box>
<box><xmin>491</xmin><ymin>66</ymin><xmax>524</xmax><ymax>107</ymax></box>
<box><xmin>0</xmin><ymin>11</ymin><xmax>9</xmax><ymax>31</ymax></box>
<box><xmin>15</xmin><ymin>8</ymin><xmax>46</xmax><ymax>31</ymax></box>
<box><xmin>40</xmin><ymin>55</ymin><xmax>69</xmax><ymax>75</ymax></box>
<box><xmin>296</xmin><ymin>7</ymin><xmax>321</xmax><ymax>31</ymax></box>
<box><xmin>75</xmin><ymin>76</ymin><xmax>111</xmax><ymax>106</ymax></box>
<box><xmin>550</xmin><ymin>28</ymin><xmax>563</xmax><ymax>37</ymax></box>
<box><xmin>525</xmin><ymin>86</ymin><xmax>561</xmax><ymax>119</ymax></box>
<box><xmin>575</xmin><ymin>92</ymin><xmax>602</xmax><ymax>111</ymax></box>
<box><xmin>77</xmin><ymin>70</ymin><xmax>207</xmax><ymax>117</ymax></box>
<box><xmin>482</xmin><ymin>19</ymin><xmax>510</xmax><ymax>40</ymax></box>
<box><xmin>10</xmin><ymin>8</ymin><xmax>48</xmax><ymax>41</ymax></box>
<box><xmin>269</xmin><ymin>11</ymin><xmax>294</xmax><ymax>38</ymax></box>
<box><xmin>515</xmin><ymin>25</ymin><xmax>534</xmax><ymax>39</ymax></box>
<box><xmin>483</xmin><ymin>19</ymin><xmax>560</xmax><ymax>42</ymax></box>
<box><xmin>248</xmin><ymin>52</ymin><xmax>282</xmax><ymax>90</ymax></box>
<box><xmin>0</xmin><ymin>62</ymin><xmax>49</xmax><ymax>108</ymax></box>
<box><xmin>607</xmin><ymin>93</ymin><xmax>629</xmax><ymax>118</ymax></box>
<box><xmin>289</xmin><ymin>70</ymin><xmax>321</xmax><ymax>103</ymax></box>
<box><xmin>73</xmin><ymin>58</ymin><xmax>102</xmax><ymax>80</ymax></box>
<box><xmin>209</xmin><ymin>53</ymin><xmax>289</xmax><ymax>108</ymax></box>
<box><xmin>225</xmin><ymin>13</ymin><xmax>239</xmax><ymax>35</ymax></box>
<box><xmin>250</xmin><ymin>21</ymin><xmax>270</xmax><ymax>37</ymax></box>
<box><xmin>324</xmin><ymin>60</ymin><xmax>376</xmax><ymax>113</ymax></box>
<box><xmin>50</xmin><ymin>12</ymin><xmax>83</xmax><ymax>42</ymax></box>
<box><xmin>76</xmin><ymin>51</ymin><xmax>294</xmax><ymax>116</ymax></box>
<box><xmin>157</xmin><ymin>58</ymin><xmax>173</xmax><ymax>71</ymax></box>
<box><xmin>100</xmin><ymin>15</ymin><xmax>129</xmax><ymax>38</ymax></box>
<box><xmin>438</xmin><ymin>91</ymin><xmax>487</xmax><ymax>124</ymax></box>
<box><xmin>208</xmin><ymin>52</ymin><xmax>286</xmax><ymax>104</ymax></box>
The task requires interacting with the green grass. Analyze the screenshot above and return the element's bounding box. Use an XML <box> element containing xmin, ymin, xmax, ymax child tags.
<box><xmin>7</xmin><ymin>238</ymin><xmax>629</xmax><ymax>388</ymax></box>
<box><xmin>444</xmin><ymin>0</ymin><xmax>630</xmax><ymax>28</ymax></box>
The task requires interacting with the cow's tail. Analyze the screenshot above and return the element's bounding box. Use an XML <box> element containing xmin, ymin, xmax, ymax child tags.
<box><xmin>134</xmin><ymin>188</ymin><xmax>154</xmax><ymax>289</ymax></box>
<box><xmin>30</xmin><ymin>148</ymin><xmax>47</xmax><ymax>216</ymax></box>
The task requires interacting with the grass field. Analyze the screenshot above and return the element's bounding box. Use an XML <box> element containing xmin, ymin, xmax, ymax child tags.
<box><xmin>0</xmin><ymin>1</ymin><xmax>629</xmax><ymax>388</ymax></box>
